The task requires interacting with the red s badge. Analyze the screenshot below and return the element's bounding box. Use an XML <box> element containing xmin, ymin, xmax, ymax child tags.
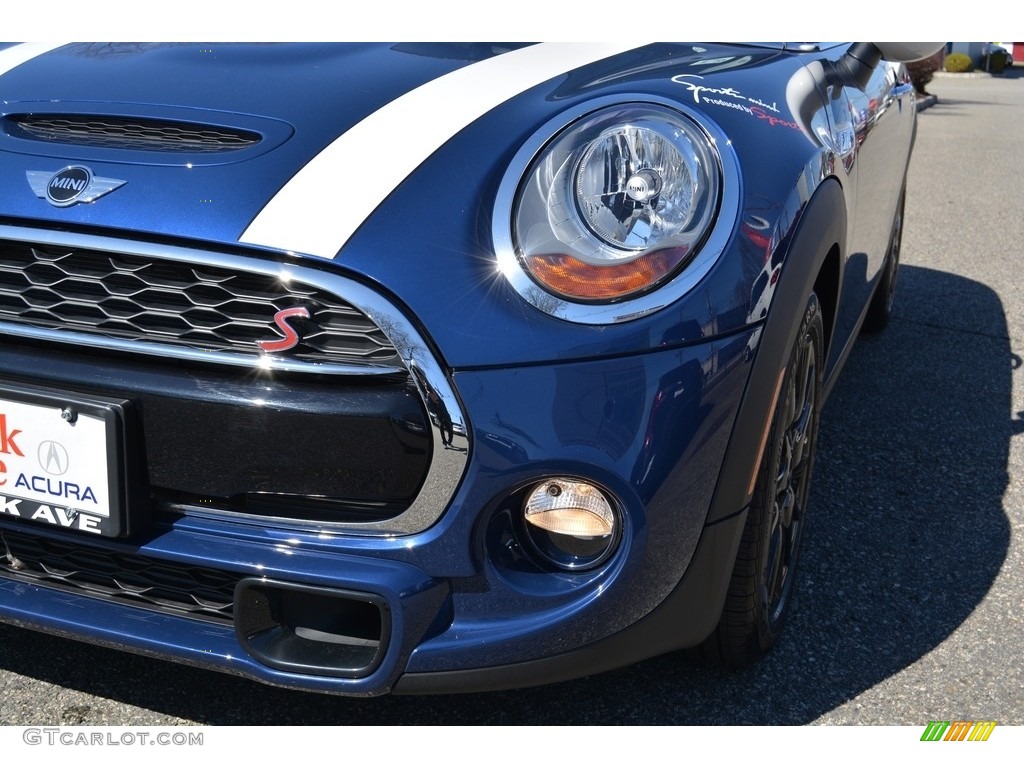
<box><xmin>257</xmin><ymin>307</ymin><xmax>310</xmax><ymax>353</ymax></box>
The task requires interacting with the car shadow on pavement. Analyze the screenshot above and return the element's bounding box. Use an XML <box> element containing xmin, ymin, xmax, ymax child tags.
<box><xmin>0</xmin><ymin>266</ymin><xmax>1012</xmax><ymax>726</ymax></box>
<box><xmin>995</xmin><ymin>65</ymin><xmax>1024</xmax><ymax>79</ymax></box>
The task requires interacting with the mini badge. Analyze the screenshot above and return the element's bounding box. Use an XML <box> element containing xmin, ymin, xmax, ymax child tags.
<box><xmin>26</xmin><ymin>166</ymin><xmax>127</xmax><ymax>208</ymax></box>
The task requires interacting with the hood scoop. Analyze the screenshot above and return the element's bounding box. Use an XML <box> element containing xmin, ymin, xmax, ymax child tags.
<box><xmin>0</xmin><ymin>100</ymin><xmax>293</xmax><ymax>166</ymax></box>
<box><xmin>7</xmin><ymin>113</ymin><xmax>262</xmax><ymax>153</ymax></box>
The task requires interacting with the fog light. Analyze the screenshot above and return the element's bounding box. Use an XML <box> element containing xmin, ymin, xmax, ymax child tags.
<box><xmin>522</xmin><ymin>478</ymin><xmax>620</xmax><ymax>570</ymax></box>
<box><xmin>525</xmin><ymin>479</ymin><xmax>614</xmax><ymax>535</ymax></box>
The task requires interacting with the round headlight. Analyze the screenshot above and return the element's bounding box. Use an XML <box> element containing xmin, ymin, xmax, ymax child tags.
<box><xmin>511</xmin><ymin>104</ymin><xmax>721</xmax><ymax>304</ymax></box>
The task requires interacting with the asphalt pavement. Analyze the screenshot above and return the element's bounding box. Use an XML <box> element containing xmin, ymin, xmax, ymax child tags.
<box><xmin>0</xmin><ymin>69</ymin><xmax>1022</xmax><ymax>727</ymax></box>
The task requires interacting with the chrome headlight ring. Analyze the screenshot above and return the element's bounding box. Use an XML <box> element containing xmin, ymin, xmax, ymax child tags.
<box><xmin>494</xmin><ymin>97</ymin><xmax>741</xmax><ymax>325</ymax></box>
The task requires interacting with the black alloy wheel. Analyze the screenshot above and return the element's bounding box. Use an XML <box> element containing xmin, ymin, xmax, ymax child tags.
<box><xmin>863</xmin><ymin>188</ymin><xmax>905</xmax><ymax>333</ymax></box>
<box><xmin>702</xmin><ymin>291</ymin><xmax>824</xmax><ymax>667</ymax></box>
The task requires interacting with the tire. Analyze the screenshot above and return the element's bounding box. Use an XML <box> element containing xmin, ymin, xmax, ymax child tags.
<box><xmin>862</xmin><ymin>189</ymin><xmax>905</xmax><ymax>334</ymax></box>
<box><xmin>702</xmin><ymin>292</ymin><xmax>824</xmax><ymax>667</ymax></box>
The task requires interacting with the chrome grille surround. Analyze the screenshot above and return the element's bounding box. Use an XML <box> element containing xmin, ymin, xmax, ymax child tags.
<box><xmin>8</xmin><ymin>114</ymin><xmax>261</xmax><ymax>153</ymax></box>
<box><xmin>0</xmin><ymin>228</ymin><xmax>403</xmax><ymax>376</ymax></box>
<box><xmin>0</xmin><ymin>225</ymin><xmax>469</xmax><ymax>536</ymax></box>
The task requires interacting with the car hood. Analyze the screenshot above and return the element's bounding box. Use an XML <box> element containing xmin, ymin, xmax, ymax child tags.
<box><xmin>0</xmin><ymin>43</ymin><xmax>513</xmax><ymax>122</ymax></box>
<box><xmin>0</xmin><ymin>42</ymin><xmax>826</xmax><ymax>367</ymax></box>
<box><xmin>0</xmin><ymin>43</ymin><xmax>541</xmax><ymax>245</ymax></box>
<box><xmin>0</xmin><ymin>42</ymin><xmax>808</xmax><ymax>245</ymax></box>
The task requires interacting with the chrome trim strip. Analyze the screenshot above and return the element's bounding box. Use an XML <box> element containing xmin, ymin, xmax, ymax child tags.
<box><xmin>0</xmin><ymin>225</ymin><xmax>469</xmax><ymax>536</ymax></box>
<box><xmin>0</xmin><ymin>225</ymin><xmax>404</xmax><ymax>377</ymax></box>
<box><xmin>492</xmin><ymin>95</ymin><xmax>742</xmax><ymax>325</ymax></box>
<box><xmin>0</xmin><ymin>317</ymin><xmax>406</xmax><ymax>378</ymax></box>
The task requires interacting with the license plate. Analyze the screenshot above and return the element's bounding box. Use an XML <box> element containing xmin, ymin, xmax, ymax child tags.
<box><xmin>0</xmin><ymin>386</ymin><xmax>132</xmax><ymax>537</ymax></box>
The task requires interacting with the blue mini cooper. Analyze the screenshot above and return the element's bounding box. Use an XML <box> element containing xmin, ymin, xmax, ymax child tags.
<box><xmin>0</xmin><ymin>42</ymin><xmax>935</xmax><ymax>694</ymax></box>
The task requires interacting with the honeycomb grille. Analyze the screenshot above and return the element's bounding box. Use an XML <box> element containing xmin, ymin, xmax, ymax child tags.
<box><xmin>0</xmin><ymin>240</ymin><xmax>402</xmax><ymax>368</ymax></box>
<box><xmin>9</xmin><ymin>114</ymin><xmax>260</xmax><ymax>152</ymax></box>
<box><xmin>0</xmin><ymin>528</ymin><xmax>236</xmax><ymax>624</ymax></box>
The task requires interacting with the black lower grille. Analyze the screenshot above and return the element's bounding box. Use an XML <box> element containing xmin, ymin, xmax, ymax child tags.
<box><xmin>0</xmin><ymin>527</ymin><xmax>237</xmax><ymax>625</ymax></box>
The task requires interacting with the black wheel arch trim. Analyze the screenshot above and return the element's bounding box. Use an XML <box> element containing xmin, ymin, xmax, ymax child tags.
<box><xmin>704</xmin><ymin>177</ymin><xmax>846</xmax><ymax>525</ymax></box>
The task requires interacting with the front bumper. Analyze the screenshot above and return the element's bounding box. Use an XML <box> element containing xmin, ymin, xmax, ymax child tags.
<box><xmin>0</xmin><ymin>325</ymin><xmax>754</xmax><ymax>694</ymax></box>
<box><xmin>0</xmin><ymin>520</ymin><xmax>450</xmax><ymax>694</ymax></box>
<box><xmin>0</xmin><ymin>226</ymin><xmax>758</xmax><ymax>694</ymax></box>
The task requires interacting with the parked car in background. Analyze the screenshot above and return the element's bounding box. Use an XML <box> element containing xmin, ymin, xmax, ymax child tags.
<box><xmin>986</xmin><ymin>43</ymin><xmax>1013</xmax><ymax>69</ymax></box>
<box><xmin>0</xmin><ymin>42</ymin><xmax>937</xmax><ymax>694</ymax></box>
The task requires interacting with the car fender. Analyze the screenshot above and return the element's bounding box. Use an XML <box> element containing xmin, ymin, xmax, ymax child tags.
<box><xmin>704</xmin><ymin>176</ymin><xmax>846</xmax><ymax>525</ymax></box>
<box><xmin>393</xmin><ymin>178</ymin><xmax>848</xmax><ymax>694</ymax></box>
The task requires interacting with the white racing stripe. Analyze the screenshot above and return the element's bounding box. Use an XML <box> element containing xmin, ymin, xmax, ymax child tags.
<box><xmin>0</xmin><ymin>43</ymin><xmax>70</xmax><ymax>77</ymax></box>
<box><xmin>240</xmin><ymin>42</ymin><xmax>651</xmax><ymax>260</ymax></box>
